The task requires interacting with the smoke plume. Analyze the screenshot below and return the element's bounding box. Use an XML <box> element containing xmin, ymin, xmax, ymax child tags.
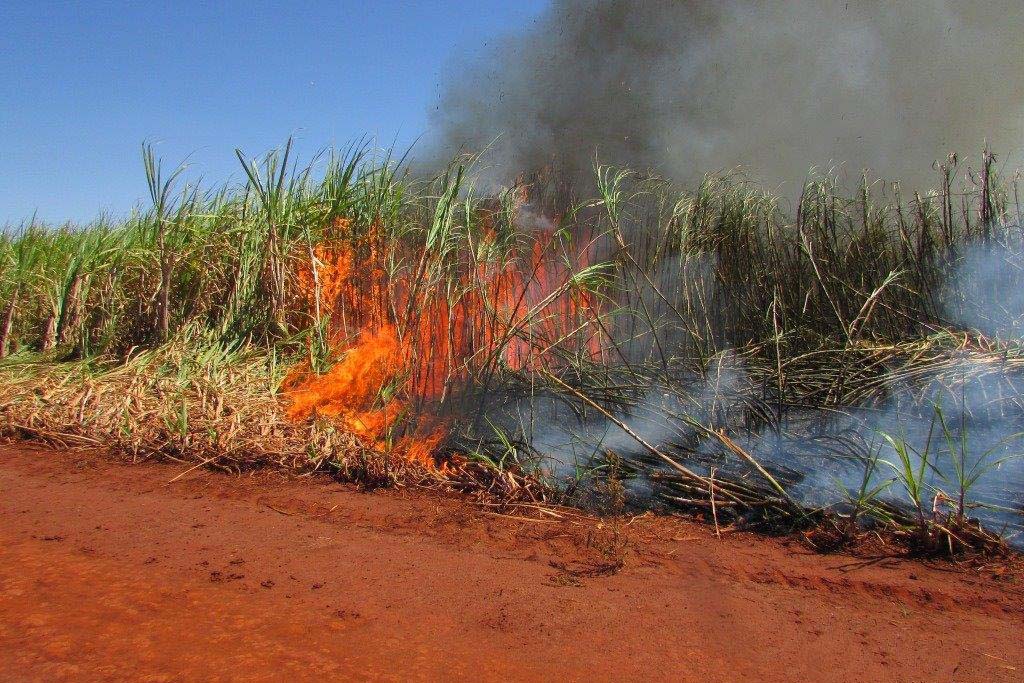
<box><xmin>429</xmin><ymin>0</ymin><xmax>1024</xmax><ymax>191</ymax></box>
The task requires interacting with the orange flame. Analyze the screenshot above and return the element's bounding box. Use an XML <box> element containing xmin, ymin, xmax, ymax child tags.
<box><xmin>285</xmin><ymin>325</ymin><xmax>399</xmax><ymax>437</ymax></box>
<box><xmin>285</xmin><ymin>214</ymin><xmax>602</xmax><ymax>470</ymax></box>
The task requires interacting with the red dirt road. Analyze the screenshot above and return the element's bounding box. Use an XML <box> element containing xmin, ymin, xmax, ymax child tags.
<box><xmin>1</xmin><ymin>444</ymin><xmax>1021</xmax><ymax>682</ymax></box>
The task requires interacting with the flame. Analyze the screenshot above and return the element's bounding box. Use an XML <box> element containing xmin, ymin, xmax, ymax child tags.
<box><xmin>285</xmin><ymin>214</ymin><xmax>601</xmax><ymax>471</ymax></box>
<box><xmin>285</xmin><ymin>325</ymin><xmax>399</xmax><ymax>437</ymax></box>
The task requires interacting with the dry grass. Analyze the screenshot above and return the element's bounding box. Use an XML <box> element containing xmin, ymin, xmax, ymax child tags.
<box><xmin>0</xmin><ymin>342</ymin><xmax>553</xmax><ymax>507</ymax></box>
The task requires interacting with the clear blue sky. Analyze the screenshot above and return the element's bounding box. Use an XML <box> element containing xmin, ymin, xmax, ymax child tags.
<box><xmin>0</xmin><ymin>1</ymin><xmax>547</xmax><ymax>224</ymax></box>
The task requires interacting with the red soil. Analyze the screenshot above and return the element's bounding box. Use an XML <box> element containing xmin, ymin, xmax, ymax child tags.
<box><xmin>1</xmin><ymin>443</ymin><xmax>1021</xmax><ymax>682</ymax></box>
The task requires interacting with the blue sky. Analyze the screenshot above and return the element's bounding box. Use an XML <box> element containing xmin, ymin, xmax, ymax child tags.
<box><xmin>0</xmin><ymin>1</ymin><xmax>547</xmax><ymax>224</ymax></box>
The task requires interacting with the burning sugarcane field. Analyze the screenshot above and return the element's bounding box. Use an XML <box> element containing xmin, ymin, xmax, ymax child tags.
<box><xmin>2</xmin><ymin>1</ymin><xmax>1024</xmax><ymax>681</ymax></box>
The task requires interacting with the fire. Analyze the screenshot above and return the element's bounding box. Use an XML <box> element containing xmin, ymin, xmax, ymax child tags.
<box><xmin>285</xmin><ymin>325</ymin><xmax>400</xmax><ymax>438</ymax></box>
<box><xmin>284</xmin><ymin>213</ymin><xmax>602</xmax><ymax>471</ymax></box>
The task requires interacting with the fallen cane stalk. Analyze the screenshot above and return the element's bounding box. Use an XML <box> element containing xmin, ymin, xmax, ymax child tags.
<box><xmin>542</xmin><ymin>369</ymin><xmax>732</xmax><ymax>497</ymax></box>
<box><xmin>710</xmin><ymin>466</ymin><xmax>721</xmax><ymax>538</ymax></box>
<box><xmin>167</xmin><ymin>454</ymin><xmax>223</xmax><ymax>484</ymax></box>
<box><xmin>685</xmin><ymin>418</ymin><xmax>804</xmax><ymax>515</ymax></box>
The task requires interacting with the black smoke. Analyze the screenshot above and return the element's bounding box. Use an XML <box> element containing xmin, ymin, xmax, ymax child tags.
<box><xmin>429</xmin><ymin>0</ymin><xmax>1024</xmax><ymax>191</ymax></box>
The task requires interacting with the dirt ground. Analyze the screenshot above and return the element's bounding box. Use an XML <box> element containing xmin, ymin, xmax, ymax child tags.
<box><xmin>0</xmin><ymin>443</ymin><xmax>1021</xmax><ymax>682</ymax></box>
